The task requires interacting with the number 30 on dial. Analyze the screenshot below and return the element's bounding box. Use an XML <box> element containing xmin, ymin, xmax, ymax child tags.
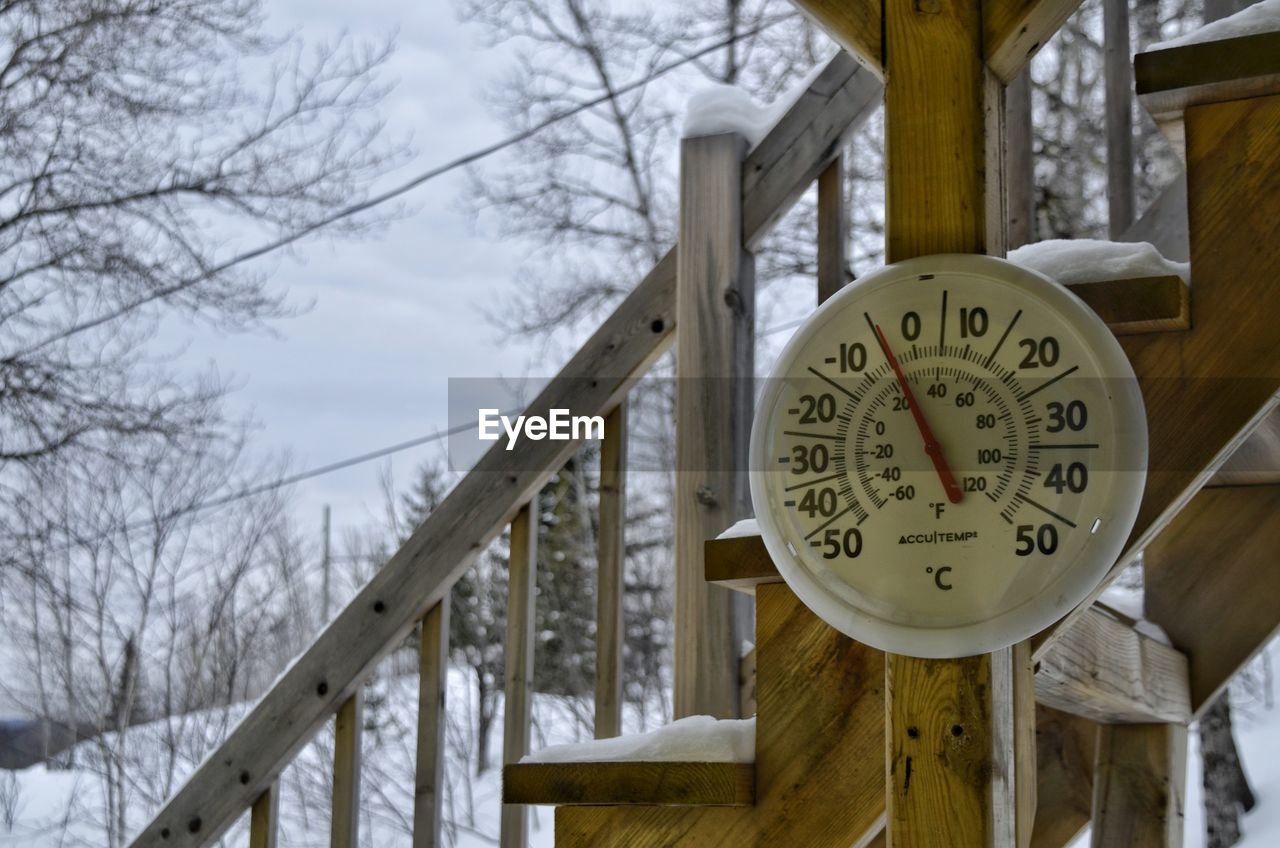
<box><xmin>749</xmin><ymin>254</ymin><xmax>1147</xmax><ymax>658</ymax></box>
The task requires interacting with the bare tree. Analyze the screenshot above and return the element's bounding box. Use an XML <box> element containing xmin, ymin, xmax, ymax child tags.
<box><xmin>0</xmin><ymin>0</ymin><xmax>402</xmax><ymax>568</ymax></box>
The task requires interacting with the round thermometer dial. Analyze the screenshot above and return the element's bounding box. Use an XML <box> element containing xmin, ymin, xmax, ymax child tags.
<box><xmin>750</xmin><ymin>254</ymin><xmax>1146</xmax><ymax>657</ymax></box>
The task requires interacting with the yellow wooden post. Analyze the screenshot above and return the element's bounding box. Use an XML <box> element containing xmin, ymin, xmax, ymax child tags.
<box><xmin>878</xmin><ymin>3</ymin><xmax>1026</xmax><ymax>846</ymax></box>
<box><xmin>331</xmin><ymin>692</ymin><xmax>364</xmax><ymax>848</ymax></box>
<box><xmin>248</xmin><ymin>782</ymin><xmax>279</xmax><ymax>848</ymax></box>
<box><xmin>501</xmin><ymin>504</ymin><xmax>537</xmax><ymax>847</ymax></box>
<box><xmin>1091</xmin><ymin>723</ymin><xmax>1187</xmax><ymax>847</ymax></box>
<box><xmin>413</xmin><ymin>600</ymin><xmax>450</xmax><ymax>847</ymax></box>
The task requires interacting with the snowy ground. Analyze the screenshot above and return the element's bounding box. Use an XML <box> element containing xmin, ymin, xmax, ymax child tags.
<box><xmin>3</xmin><ymin>658</ymin><xmax>1278</xmax><ymax>847</ymax></box>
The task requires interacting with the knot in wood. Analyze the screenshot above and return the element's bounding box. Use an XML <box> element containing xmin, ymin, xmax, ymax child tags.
<box><xmin>695</xmin><ymin>484</ymin><xmax>719</xmax><ymax>507</ymax></box>
<box><xmin>723</xmin><ymin>287</ymin><xmax>748</xmax><ymax>317</ymax></box>
<box><xmin>914</xmin><ymin>0</ymin><xmax>943</xmax><ymax>13</ymax></box>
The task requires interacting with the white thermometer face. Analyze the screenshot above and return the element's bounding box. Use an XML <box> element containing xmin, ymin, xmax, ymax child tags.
<box><xmin>750</xmin><ymin>255</ymin><xmax>1147</xmax><ymax>657</ymax></box>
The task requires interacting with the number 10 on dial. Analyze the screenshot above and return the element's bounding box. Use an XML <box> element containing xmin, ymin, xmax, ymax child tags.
<box><xmin>749</xmin><ymin>255</ymin><xmax>1147</xmax><ymax>658</ymax></box>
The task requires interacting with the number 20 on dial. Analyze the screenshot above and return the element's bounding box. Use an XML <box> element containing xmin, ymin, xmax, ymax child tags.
<box><xmin>749</xmin><ymin>255</ymin><xmax>1147</xmax><ymax>658</ymax></box>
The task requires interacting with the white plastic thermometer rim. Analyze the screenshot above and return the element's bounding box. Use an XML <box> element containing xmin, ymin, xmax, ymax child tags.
<box><xmin>748</xmin><ymin>254</ymin><xmax>1148</xmax><ymax>658</ymax></box>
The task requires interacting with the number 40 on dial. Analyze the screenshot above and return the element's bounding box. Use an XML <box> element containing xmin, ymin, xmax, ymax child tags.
<box><xmin>749</xmin><ymin>254</ymin><xmax>1147</xmax><ymax>658</ymax></box>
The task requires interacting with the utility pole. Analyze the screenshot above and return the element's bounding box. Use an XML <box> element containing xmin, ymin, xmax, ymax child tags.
<box><xmin>321</xmin><ymin>504</ymin><xmax>332</xmax><ymax>621</ymax></box>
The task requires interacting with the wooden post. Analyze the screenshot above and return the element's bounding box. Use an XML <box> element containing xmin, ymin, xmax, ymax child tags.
<box><xmin>249</xmin><ymin>783</ymin><xmax>279</xmax><ymax>848</ymax></box>
<box><xmin>1091</xmin><ymin>724</ymin><xmax>1187</xmax><ymax>847</ymax></box>
<box><xmin>879</xmin><ymin>3</ymin><xmax>1026</xmax><ymax>847</ymax></box>
<box><xmin>675</xmin><ymin>132</ymin><xmax>755</xmax><ymax>719</ymax></box>
<box><xmin>1104</xmin><ymin>0</ymin><xmax>1135</xmax><ymax>236</ymax></box>
<box><xmin>1006</xmin><ymin>69</ymin><xmax>1035</xmax><ymax>249</ymax></box>
<box><xmin>331</xmin><ymin>692</ymin><xmax>364</xmax><ymax>848</ymax></box>
<box><xmin>501</xmin><ymin>504</ymin><xmax>537</xmax><ymax>847</ymax></box>
<box><xmin>595</xmin><ymin>404</ymin><xmax>627</xmax><ymax>739</ymax></box>
<box><xmin>413</xmin><ymin>600</ymin><xmax>450</xmax><ymax>847</ymax></box>
<box><xmin>818</xmin><ymin>155</ymin><xmax>849</xmax><ymax>304</ymax></box>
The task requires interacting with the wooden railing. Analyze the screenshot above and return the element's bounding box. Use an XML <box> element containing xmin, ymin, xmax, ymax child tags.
<box><xmin>127</xmin><ymin>50</ymin><xmax>883</xmax><ymax>848</ymax></box>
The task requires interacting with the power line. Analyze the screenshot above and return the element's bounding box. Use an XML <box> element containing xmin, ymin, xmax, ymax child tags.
<box><xmin>27</xmin><ymin>20</ymin><xmax>797</xmax><ymax>549</ymax></box>
<box><xmin>20</xmin><ymin>19</ymin><xmax>790</xmax><ymax>358</ymax></box>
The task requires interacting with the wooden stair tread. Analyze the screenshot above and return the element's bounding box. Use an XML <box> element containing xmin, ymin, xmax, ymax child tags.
<box><xmin>503</xmin><ymin>761</ymin><xmax>754</xmax><ymax>807</ymax></box>
<box><xmin>1136</xmin><ymin>31</ymin><xmax>1280</xmax><ymax>159</ymax></box>
<box><xmin>1137</xmin><ymin>31</ymin><xmax>1280</xmax><ymax>112</ymax></box>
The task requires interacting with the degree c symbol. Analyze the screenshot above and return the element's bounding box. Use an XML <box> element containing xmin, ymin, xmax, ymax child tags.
<box><xmin>934</xmin><ymin>566</ymin><xmax>953</xmax><ymax>591</ymax></box>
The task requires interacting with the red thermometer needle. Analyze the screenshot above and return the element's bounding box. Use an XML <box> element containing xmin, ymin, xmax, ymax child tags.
<box><xmin>873</xmin><ymin>324</ymin><xmax>964</xmax><ymax>504</ymax></box>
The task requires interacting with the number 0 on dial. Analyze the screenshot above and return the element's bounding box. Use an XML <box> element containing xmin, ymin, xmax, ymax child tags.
<box><xmin>749</xmin><ymin>255</ymin><xmax>1147</xmax><ymax>658</ymax></box>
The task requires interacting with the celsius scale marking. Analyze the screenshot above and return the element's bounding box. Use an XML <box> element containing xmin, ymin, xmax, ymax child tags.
<box><xmin>750</xmin><ymin>255</ymin><xmax>1147</xmax><ymax>658</ymax></box>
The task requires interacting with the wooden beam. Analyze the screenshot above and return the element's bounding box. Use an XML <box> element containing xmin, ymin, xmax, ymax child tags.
<box><xmin>413</xmin><ymin>601</ymin><xmax>449</xmax><ymax>848</ymax></box>
<box><xmin>501</xmin><ymin>505</ymin><xmax>537</xmax><ymax>848</ymax></box>
<box><xmin>817</xmin><ymin>155</ymin><xmax>848</xmax><ymax>304</ymax></box>
<box><xmin>504</xmin><ymin>762</ymin><xmax>754</xmax><ymax>806</ymax></box>
<box><xmin>1031</xmin><ymin>706</ymin><xmax>1097</xmax><ymax>848</ymax></box>
<box><xmin>1209</xmin><ymin>407</ymin><xmax>1280</xmax><ymax>486</ymax></box>
<box><xmin>1103</xmin><ymin>0</ymin><xmax>1134</xmax><ymax>236</ymax></box>
<box><xmin>1091</xmin><ymin>724</ymin><xmax>1188</xmax><ymax>847</ymax></box>
<box><xmin>743</xmin><ymin>54</ymin><xmax>883</xmax><ymax>247</ymax></box>
<box><xmin>1136</xmin><ymin>32</ymin><xmax>1280</xmax><ymax>159</ymax></box>
<box><xmin>555</xmin><ymin>584</ymin><xmax>886</xmax><ymax>846</ymax></box>
<box><xmin>1034</xmin><ymin>88</ymin><xmax>1280</xmax><ymax>667</ymax></box>
<box><xmin>885</xmin><ymin>0</ymin><xmax>994</xmax><ymax>262</ymax></box>
<box><xmin>984</xmin><ymin>0</ymin><xmax>1084</xmax><ymax>83</ymax></box>
<box><xmin>127</xmin><ymin>53</ymin><xmax>885</xmax><ymax>848</ymax></box>
<box><xmin>1034</xmin><ymin>606</ymin><xmax>1190</xmax><ymax>724</ymax></box>
<box><xmin>594</xmin><ymin>403</ymin><xmax>626</xmax><ymax>739</ymax></box>
<box><xmin>704</xmin><ymin>535</ymin><xmax>1191</xmax><ymax>725</ymax></box>
<box><xmin>331</xmin><ymin>692</ymin><xmax>364</xmax><ymax>848</ymax></box>
<box><xmin>881</xmin><ymin>4</ymin><xmax>1027</xmax><ymax>838</ymax></box>
<box><xmin>675</xmin><ymin>131</ymin><xmax>754</xmax><ymax>720</ymax></box>
<box><xmin>1006</xmin><ymin>69</ymin><xmax>1035</xmax><ymax>249</ymax></box>
<box><xmin>1065</xmin><ymin>275</ymin><xmax>1189</xmax><ymax>335</ymax></box>
<box><xmin>1144</xmin><ymin>484</ymin><xmax>1280</xmax><ymax>715</ymax></box>
<box><xmin>248</xmin><ymin>783</ymin><xmax>279</xmax><ymax>848</ymax></box>
<box><xmin>786</xmin><ymin>0</ymin><xmax>882</xmax><ymax>75</ymax></box>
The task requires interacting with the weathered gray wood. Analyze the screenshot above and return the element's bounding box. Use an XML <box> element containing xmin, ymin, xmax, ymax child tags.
<box><xmin>501</xmin><ymin>505</ymin><xmax>537</xmax><ymax>848</ymax></box>
<box><xmin>1034</xmin><ymin>606</ymin><xmax>1190</xmax><ymax>725</ymax></box>
<box><xmin>331</xmin><ymin>692</ymin><xmax>363</xmax><ymax>848</ymax></box>
<box><xmin>413</xmin><ymin>601</ymin><xmax>449</xmax><ymax>848</ymax></box>
<box><xmin>1091</xmin><ymin>723</ymin><xmax>1188</xmax><ymax>848</ymax></box>
<box><xmin>594</xmin><ymin>403</ymin><xmax>626</xmax><ymax>739</ymax></box>
<box><xmin>1118</xmin><ymin>174</ymin><xmax>1188</xmax><ymax>263</ymax></box>
<box><xmin>1210</xmin><ymin>408</ymin><xmax>1280</xmax><ymax>486</ymax></box>
<box><xmin>128</xmin><ymin>52</ymin><xmax>885</xmax><ymax>848</ymax></box>
<box><xmin>742</xmin><ymin>53</ymin><xmax>882</xmax><ymax>248</ymax></box>
<box><xmin>1006</xmin><ymin>69</ymin><xmax>1035</xmax><ymax>249</ymax></box>
<box><xmin>674</xmin><ymin>132</ymin><xmax>754</xmax><ymax>720</ymax></box>
<box><xmin>248</xmin><ymin>783</ymin><xmax>279</xmax><ymax>848</ymax></box>
<box><xmin>817</xmin><ymin>155</ymin><xmax>848</xmax><ymax>303</ymax></box>
<box><xmin>1104</xmin><ymin>0</ymin><xmax>1135</xmax><ymax>236</ymax></box>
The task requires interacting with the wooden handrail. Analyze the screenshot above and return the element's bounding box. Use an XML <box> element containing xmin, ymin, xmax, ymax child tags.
<box><xmin>128</xmin><ymin>50</ymin><xmax>884</xmax><ymax>848</ymax></box>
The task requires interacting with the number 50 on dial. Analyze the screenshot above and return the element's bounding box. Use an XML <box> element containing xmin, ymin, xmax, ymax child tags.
<box><xmin>749</xmin><ymin>255</ymin><xmax>1147</xmax><ymax>658</ymax></box>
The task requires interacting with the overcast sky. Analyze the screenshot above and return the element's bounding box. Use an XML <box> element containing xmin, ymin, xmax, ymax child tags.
<box><xmin>174</xmin><ymin>0</ymin><xmax>548</xmax><ymax>548</ymax></box>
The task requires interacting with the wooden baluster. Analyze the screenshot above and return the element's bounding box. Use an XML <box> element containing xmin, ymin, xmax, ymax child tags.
<box><xmin>1091</xmin><ymin>723</ymin><xmax>1188</xmax><ymax>847</ymax></box>
<box><xmin>1104</xmin><ymin>0</ymin><xmax>1135</xmax><ymax>236</ymax></box>
<box><xmin>413</xmin><ymin>600</ymin><xmax>450</xmax><ymax>847</ymax></box>
<box><xmin>501</xmin><ymin>503</ymin><xmax>537</xmax><ymax>848</ymax></box>
<box><xmin>817</xmin><ymin>153</ymin><xmax>848</xmax><ymax>305</ymax></box>
<box><xmin>674</xmin><ymin>130</ymin><xmax>755</xmax><ymax>720</ymax></box>
<box><xmin>595</xmin><ymin>404</ymin><xmax>627</xmax><ymax>739</ymax></box>
<box><xmin>248</xmin><ymin>782</ymin><xmax>279</xmax><ymax>848</ymax></box>
<box><xmin>331</xmin><ymin>691</ymin><xmax>364</xmax><ymax>848</ymax></box>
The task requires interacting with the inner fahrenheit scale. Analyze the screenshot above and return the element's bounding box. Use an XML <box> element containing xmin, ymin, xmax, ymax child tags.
<box><xmin>752</xmin><ymin>258</ymin><xmax>1145</xmax><ymax>657</ymax></box>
